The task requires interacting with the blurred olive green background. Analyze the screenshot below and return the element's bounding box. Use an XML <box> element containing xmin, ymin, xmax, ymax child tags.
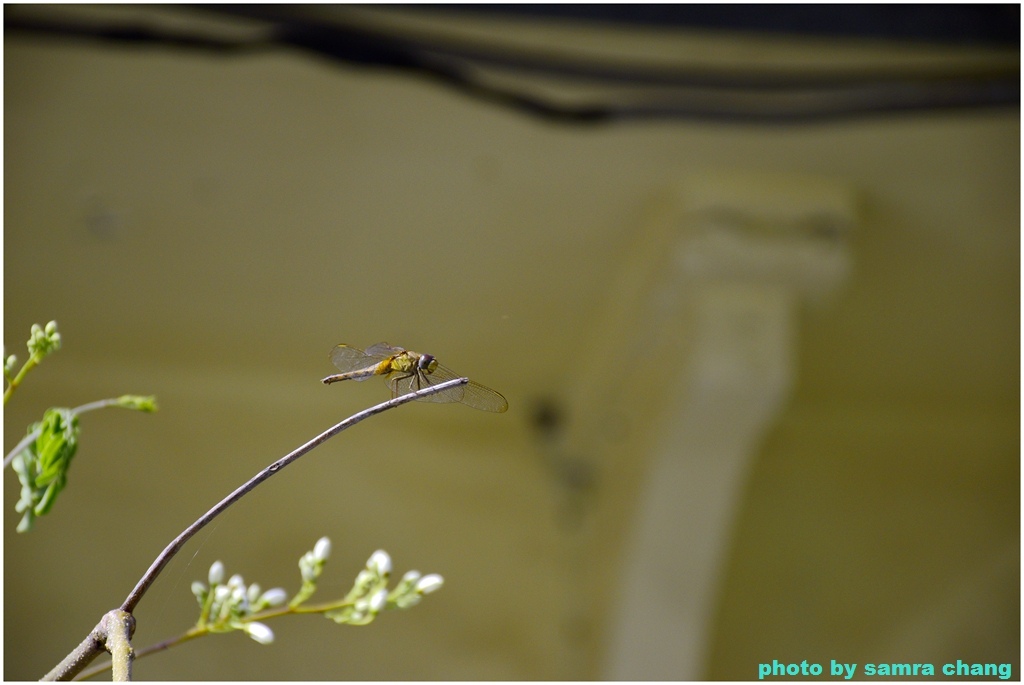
<box><xmin>4</xmin><ymin>6</ymin><xmax>1018</xmax><ymax>681</ymax></box>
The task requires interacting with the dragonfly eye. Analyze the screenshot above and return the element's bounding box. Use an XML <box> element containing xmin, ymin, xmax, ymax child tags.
<box><xmin>419</xmin><ymin>354</ymin><xmax>438</xmax><ymax>373</ymax></box>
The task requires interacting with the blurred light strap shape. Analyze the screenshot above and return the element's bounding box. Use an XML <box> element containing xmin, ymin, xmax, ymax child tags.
<box><xmin>571</xmin><ymin>172</ymin><xmax>854</xmax><ymax>679</ymax></box>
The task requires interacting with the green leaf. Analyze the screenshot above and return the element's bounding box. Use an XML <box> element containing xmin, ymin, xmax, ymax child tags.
<box><xmin>12</xmin><ymin>408</ymin><xmax>79</xmax><ymax>532</ymax></box>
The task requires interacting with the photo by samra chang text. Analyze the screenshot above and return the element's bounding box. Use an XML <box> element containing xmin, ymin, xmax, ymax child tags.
<box><xmin>758</xmin><ymin>659</ymin><xmax>1013</xmax><ymax>680</ymax></box>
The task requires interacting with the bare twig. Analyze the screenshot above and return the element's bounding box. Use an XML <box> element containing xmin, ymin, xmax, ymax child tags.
<box><xmin>41</xmin><ymin>621</ymin><xmax>106</xmax><ymax>681</ymax></box>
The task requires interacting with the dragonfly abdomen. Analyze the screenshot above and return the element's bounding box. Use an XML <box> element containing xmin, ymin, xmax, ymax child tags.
<box><xmin>322</xmin><ymin>367</ymin><xmax>381</xmax><ymax>384</ymax></box>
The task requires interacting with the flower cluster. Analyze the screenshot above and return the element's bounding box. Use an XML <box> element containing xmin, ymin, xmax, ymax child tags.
<box><xmin>325</xmin><ymin>549</ymin><xmax>444</xmax><ymax>626</ymax></box>
<box><xmin>27</xmin><ymin>321</ymin><xmax>62</xmax><ymax>359</ymax></box>
<box><xmin>4</xmin><ymin>320</ymin><xmax>61</xmax><ymax>390</ymax></box>
<box><xmin>191</xmin><ymin>561</ymin><xmax>288</xmax><ymax>644</ymax></box>
<box><xmin>289</xmin><ymin>536</ymin><xmax>333</xmax><ymax>607</ymax></box>
<box><xmin>190</xmin><ymin>537</ymin><xmax>444</xmax><ymax>644</ymax></box>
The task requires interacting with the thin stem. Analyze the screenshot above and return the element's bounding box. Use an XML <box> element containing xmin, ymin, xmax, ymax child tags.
<box><xmin>3</xmin><ymin>429</ymin><xmax>38</xmax><ymax>469</ymax></box>
<box><xmin>120</xmin><ymin>377</ymin><xmax>467</xmax><ymax>614</ymax></box>
<box><xmin>75</xmin><ymin>595</ymin><xmax>365</xmax><ymax>680</ymax></box>
<box><xmin>74</xmin><ymin>628</ymin><xmax>203</xmax><ymax>681</ymax></box>
<box><xmin>3</xmin><ymin>353</ymin><xmax>40</xmax><ymax>405</ymax></box>
<box><xmin>69</xmin><ymin>397</ymin><xmax>125</xmax><ymax>414</ymax></box>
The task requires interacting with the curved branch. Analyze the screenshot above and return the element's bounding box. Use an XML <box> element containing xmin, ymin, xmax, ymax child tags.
<box><xmin>120</xmin><ymin>377</ymin><xmax>467</xmax><ymax>613</ymax></box>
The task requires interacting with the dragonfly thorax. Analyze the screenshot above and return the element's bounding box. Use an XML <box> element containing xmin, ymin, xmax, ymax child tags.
<box><xmin>388</xmin><ymin>350</ymin><xmax>438</xmax><ymax>375</ymax></box>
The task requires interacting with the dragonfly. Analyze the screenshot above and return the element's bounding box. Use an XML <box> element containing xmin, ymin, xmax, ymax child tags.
<box><xmin>322</xmin><ymin>342</ymin><xmax>508</xmax><ymax>413</ymax></box>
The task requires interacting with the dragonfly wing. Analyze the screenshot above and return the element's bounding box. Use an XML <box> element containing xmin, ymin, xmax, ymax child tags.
<box><xmin>420</xmin><ymin>363</ymin><xmax>508</xmax><ymax>410</ymax></box>
<box><xmin>460</xmin><ymin>379</ymin><xmax>509</xmax><ymax>413</ymax></box>
<box><xmin>364</xmin><ymin>342</ymin><xmax>402</xmax><ymax>357</ymax></box>
<box><xmin>401</xmin><ymin>363</ymin><xmax>508</xmax><ymax>411</ymax></box>
<box><xmin>329</xmin><ymin>344</ymin><xmax>384</xmax><ymax>380</ymax></box>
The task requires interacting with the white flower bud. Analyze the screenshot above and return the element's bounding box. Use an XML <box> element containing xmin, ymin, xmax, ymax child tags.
<box><xmin>369</xmin><ymin>589</ymin><xmax>388</xmax><ymax>613</ymax></box>
<box><xmin>228</xmin><ymin>574</ymin><xmax>245</xmax><ymax>589</ymax></box>
<box><xmin>415</xmin><ymin>574</ymin><xmax>444</xmax><ymax>595</ymax></box>
<box><xmin>208</xmin><ymin>561</ymin><xmax>225</xmax><ymax>585</ymax></box>
<box><xmin>401</xmin><ymin>570</ymin><xmax>422</xmax><ymax>584</ymax></box>
<box><xmin>190</xmin><ymin>581</ymin><xmax>207</xmax><ymax>600</ymax></box>
<box><xmin>299</xmin><ymin>555</ymin><xmax>318</xmax><ymax>582</ymax></box>
<box><xmin>259</xmin><ymin>588</ymin><xmax>288</xmax><ymax>608</ymax></box>
<box><xmin>247</xmin><ymin>583</ymin><xmax>262</xmax><ymax>604</ymax></box>
<box><xmin>397</xmin><ymin>593</ymin><xmax>421</xmax><ymax>608</ymax></box>
<box><xmin>244</xmin><ymin>622</ymin><xmax>274</xmax><ymax>645</ymax></box>
<box><xmin>214</xmin><ymin>585</ymin><xmax>231</xmax><ymax>602</ymax></box>
<box><xmin>367</xmin><ymin>549</ymin><xmax>391</xmax><ymax>576</ymax></box>
<box><xmin>313</xmin><ymin>537</ymin><xmax>332</xmax><ymax>561</ymax></box>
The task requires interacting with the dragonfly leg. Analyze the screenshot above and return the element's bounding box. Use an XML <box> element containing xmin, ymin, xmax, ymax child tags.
<box><xmin>389</xmin><ymin>371</ymin><xmax>415</xmax><ymax>398</ymax></box>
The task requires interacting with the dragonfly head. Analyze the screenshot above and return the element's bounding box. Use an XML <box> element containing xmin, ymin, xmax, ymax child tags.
<box><xmin>418</xmin><ymin>354</ymin><xmax>438</xmax><ymax>374</ymax></box>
